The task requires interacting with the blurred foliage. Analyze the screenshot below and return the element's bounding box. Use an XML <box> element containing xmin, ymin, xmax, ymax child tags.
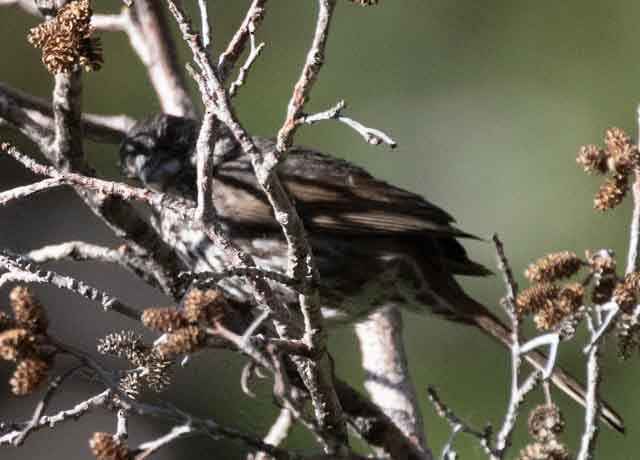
<box><xmin>1</xmin><ymin>1</ymin><xmax>640</xmax><ymax>458</ymax></box>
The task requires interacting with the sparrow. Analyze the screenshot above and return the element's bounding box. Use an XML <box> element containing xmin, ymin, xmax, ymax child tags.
<box><xmin>119</xmin><ymin>114</ymin><xmax>624</xmax><ymax>432</ymax></box>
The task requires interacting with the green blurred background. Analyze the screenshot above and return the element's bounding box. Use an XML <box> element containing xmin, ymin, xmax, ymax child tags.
<box><xmin>1</xmin><ymin>1</ymin><xmax>640</xmax><ymax>458</ymax></box>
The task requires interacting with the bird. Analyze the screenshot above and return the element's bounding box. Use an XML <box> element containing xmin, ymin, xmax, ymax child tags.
<box><xmin>119</xmin><ymin>113</ymin><xmax>624</xmax><ymax>433</ymax></box>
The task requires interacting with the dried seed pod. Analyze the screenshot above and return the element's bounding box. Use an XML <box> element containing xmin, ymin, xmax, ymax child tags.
<box><xmin>89</xmin><ymin>432</ymin><xmax>128</xmax><ymax>460</ymax></box>
<box><xmin>604</xmin><ymin>127</ymin><xmax>632</xmax><ymax>156</ymax></box>
<box><xmin>556</xmin><ymin>283</ymin><xmax>584</xmax><ymax>314</ymax></box>
<box><xmin>515</xmin><ymin>284</ymin><xmax>559</xmax><ymax>316</ymax></box>
<box><xmin>183</xmin><ymin>287</ymin><xmax>230</xmax><ymax>324</ymax></box>
<box><xmin>616</xmin><ymin>313</ymin><xmax>640</xmax><ymax>360</ymax></box>
<box><xmin>517</xmin><ymin>441</ymin><xmax>570</xmax><ymax>460</ymax></box>
<box><xmin>576</xmin><ymin>144</ymin><xmax>608</xmax><ymax>174</ymax></box>
<box><xmin>10</xmin><ymin>286</ymin><xmax>48</xmax><ymax>333</ymax></box>
<box><xmin>141</xmin><ymin>307</ymin><xmax>187</xmax><ymax>333</ymax></box>
<box><xmin>10</xmin><ymin>357</ymin><xmax>49</xmax><ymax>395</ymax></box>
<box><xmin>525</xmin><ymin>252</ymin><xmax>583</xmax><ymax>283</ymax></box>
<box><xmin>586</xmin><ymin>250</ymin><xmax>616</xmax><ymax>275</ymax></box>
<box><xmin>27</xmin><ymin>0</ymin><xmax>102</xmax><ymax>74</ymax></box>
<box><xmin>97</xmin><ymin>330</ymin><xmax>149</xmax><ymax>365</ymax></box>
<box><xmin>0</xmin><ymin>328</ymin><xmax>35</xmax><ymax>361</ymax></box>
<box><xmin>528</xmin><ymin>404</ymin><xmax>565</xmax><ymax>442</ymax></box>
<box><xmin>613</xmin><ymin>281</ymin><xmax>637</xmax><ymax>313</ymax></box>
<box><xmin>594</xmin><ymin>174</ymin><xmax>628</xmax><ymax>211</ymax></box>
<box><xmin>155</xmin><ymin>326</ymin><xmax>205</xmax><ymax>359</ymax></box>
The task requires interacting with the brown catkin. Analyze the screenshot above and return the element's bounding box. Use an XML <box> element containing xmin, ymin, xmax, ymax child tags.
<box><xmin>576</xmin><ymin>144</ymin><xmax>608</xmax><ymax>174</ymax></box>
<box><xmin>604</xmin><ymin>127</ymin><xmax>632</xmax><ymax>156</ymax></box>
<box><xmin>515</xmin><ymin>284</ymin><xmax>559</xmax><ymax>316</ymax></box>
<box><xmin>89</xmin><ymin>432</ymin><xmax>128</xmax><ymax>460</ymax></box>
<box><xmin>556</xmin><ymin>283</ymin><xmax>584</xmax><ymax>315</ymax></box>
<box><xmin>183</xmin><ymin>288</ymin><xmax>230</xmax><ymax>324</ymax></box>
<box><xmin>616</xmin><ymin>312</ymin><xmax>640</xmax><ymax>360</ymax></box>
<box><xmin>10</xmin><ymin>286</ymin><xmax>48</xmax><ymax>333</ymax></box>
<box><xmin>613</xmin><ymin>281</ymin><xmax>637</xmax><ymax>313</ymax></box>
<box><xmin>155</xmin><ymin>326</ymin><xmax>205</xmax><ymax>359</ymax></box>
<box><xmin>141</xmin><ymin>307</ymin><xmax>187</xmax><ymax>333</ymax></box>
<box><xmin>517</xmin><ymin>441</ymin><xmax>570</xmax><ymax>460</ymax></box>
<box><xmin>528</xmin><ymin>404</ymin><xmax>565</xmax><ymax>442</ymax></box>
<box><xmin>612</xmin><ymin>272</ymin><xmax>640</xmax><ymax>312</ymax></box>
<box><xmin>27</xmin><ymin>0</ymin><xmax>102</xmax><ymax>74</ymax></box>
<box><xmin>594</xmin><ymin>174</ymin><xmax>628</xmax><ymax>211</ymax></box>
<box><xmin>0</xmin><ymin>328</ymin><xmax>35</xmax><ymax>361</ymax></box>
<box><xmin>525</xmin><ymin>252</ymin><xmax>583</xmax><ymax>283</ymax></box>
<box><xmin>10</xmin><ymin>357</ymin><xmax>48</xmax><ymax>395</ymax></box>
<box><xmin>586</xmin><ymin>250</ymin><xmax>617</xmax><ymax>274</ymax></box>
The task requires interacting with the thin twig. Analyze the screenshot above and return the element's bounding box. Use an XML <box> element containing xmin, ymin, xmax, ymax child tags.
<box><xmin>0</xmin><ymin>390</ymin><xmax>112</xmax><ymax>446</ymax></box>
<box><xmin>229</xmin><ymin>40</ymin><xmax>266</xmax><ymax>97</ymax></box>
<box><xmin>165</xmin><ymin>2</ymin><xmax>347</xmax><ymax>450</ymax></box>
<box><xmin>577</xmin><ymin>316</ymin><xmax>602</xmax><ymax>460</ymax></box>
<box><xmin>299</xmin><ymin>100</ymin><xmax>397</xmax><ymax>148</ymax></box>
<box><xmin>0</xmin><ymin>249</ymin><xmax>140</xmax><ymax>321</ymax></box>
<box><xmin>254</xmin><ymin>408</ymin><xmax>295</xmax><ymax>460</ymax></box>
<box><xmin>218</xmin><ymin>0</ymin><xmax>268</xmax><ymax>82</ymax></box>
<box><xmin>11</xmin><ymin>364</ymin><xmax>84</xmax><ymax>446</ymax></box>
<box><xmin>197</xmin><ymin>0</ymin><xmax>212</xmax><ymax>51</ymax></box>
<box><xmin>134</xmin><ymin>424</ymin><xmax>194</xmax><ymax>460</ymax></box>
<box><xmin>426</xmin><ymin>386</ymin><xmax>494</xmax><ymax>459</ymax></box>
<box><xmin>276</xmin><ymin>0</ymin><xmax>336</xmax><ymax>152</ymax></box>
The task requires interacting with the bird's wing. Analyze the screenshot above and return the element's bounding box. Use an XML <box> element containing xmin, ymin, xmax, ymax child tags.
<box><xmin>215</xmin><ymin>145</ymin><xmax>476</xmax><ymax>239</ymax></box>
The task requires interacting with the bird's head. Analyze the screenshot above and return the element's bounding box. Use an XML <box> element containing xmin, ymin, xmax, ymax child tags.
<box><xmin>118</xmin><ymin>114</ymin><xmax>198</xmax><ymax>192</ymax></box>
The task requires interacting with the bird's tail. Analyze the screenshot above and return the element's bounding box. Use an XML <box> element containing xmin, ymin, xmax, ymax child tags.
<box><xmin>469</xmin><ymin>302</ymin><xmax>625</xmax><ymax>433</ymax></box>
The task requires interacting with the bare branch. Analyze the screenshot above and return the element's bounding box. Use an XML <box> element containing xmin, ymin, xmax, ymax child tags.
<box><xmin>229</xmin><ymin>40</ymin><xmax>266</xmax><ymax>98</ymax></box>
<box><xmin>26</xmin><ymin>240</ymin><xmax>169</xmax><ymax>292</ymax></box>
<box><xmin>355</xmin><ymin>306</ymin><xmax>431</xmax><ymax>459</ymax></box>
<box><xmin>299</xmin><ymin>100</ymin><xmax>397</xmax><ymax>148</ymax></box>
<box><xmin>254</xmin><ymin>409</ymin><xmax>295</xmax><ymax>460</ymax></box>
<box><xmin>0</xmin><ymin>82</ymin><xmax>132</xmax><ymax>144</ymax></box>
<box><xmin>197</xmin><ymin>0</ymin><xmax>212</xmax><ymax>51</ymax></box>
<box><xmin>166</xmin><ymin>1</ymin><xmax>348</xmax><ymax>450</ymax></box>
<box><xmin>10</xmin><ymin>364</ymin><xmax>84</xmax><ymax>446</ymax></box>
<box><xmin>426</xmin><ymin>386</ymin><xmax>494</xmax><ymax>459</ymax></box>
<box><xmin>134</xmin><ymin>424</ymin><xmax>194</xmax><ymax>460</ymax></box>
<box><xmin>129</xmin><ymin>1</ymin><xmax>195</xmax><ymax>117</ymax></box>
<box><xmin>0</xmin><ymin>178</ymin><xmax>65</xmax><ymax>206</ymax></box>
<box><xmin>577</xmin><ymin>316</ymin><xmax>603</xmax><ymax>460</ymax></box>
<box><xmin>0</xmin><ymin>249</ymin><xmax>140</xmax><ymax>321</ymax></box>
<box><xmin>0</xmin><ymin>390</ymin><xmax>112</xmax><ymax>446</ymax></box>
<box><xmin>218</xmin><ymin>0</ymin><xmax>268</xmax><ymax>82</ymax></box>
<box><xmin>276</xmin><ymin>0</ymin><xmax>336</xmax><ymax>152</ymax></box>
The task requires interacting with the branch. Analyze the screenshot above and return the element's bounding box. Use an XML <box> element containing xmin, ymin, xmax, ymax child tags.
<box><xmin>0</xmin><ymin>390</ymin><xmax>112</xmax><ymax>446</ymax></box>
<box><xmin>354</xmin><ymin>306</ymin><xmax>431</xmax><ymax>459</ymax></box>
<box><xmin>491</xmin><ymin>235</ymin><xmax>544</xmax><ymax>459</ymax></box>
<box><xmin>229</xmin><ymin>40</ymin><xmax>265</xmax><ymax>98</ymax></box>
<box><xmin>133</xmin><ymin>424</ymin><xmax>194</xmax><ymax>460</ymax></box>
<box><xmin>577</xmin><ymin>316</ymin><xmax>603</xmax><ymax>460</ymax></box>
<box><xmin>165</xmin><ymin>2</ymin><xmax>347</xmax><ymax>451</ymax></box>
<box><xmin>0</xmin><ymin>82</ymin><xmax>132</xmax><ymax>144</ymax></box>
<box><xmin>426</xmin><ymin>386</ymin><xmax>494</xmax><ymax>459</ymax></box>
<box><xmin>299</xmin><ymin>100</ymin><xmax>397</xmax><ymax>148</ymax></box>
<box><xmin>10</xmin><ymin>364</ymin><xmax>84</xmax><ymax>446</ymax></box>
<box><xmin>0</xmin><ymin>249</ymin><xmax>140</xmax><ymax>321</ymax></box>
<box><xmin>254</xmin><ymin>408</ymin><xmax>295</xmax><ymax>460</ymax></box>
<box><xmin>218</xmin><ymin>0</ymin><xmax>268</xmax><ymax>82</ymax></box>
<box><xmin>0</xmin><ymin>178</ymin><xmax>65</xmax><ymax>206</ymax></box>
<box><xmin>276</xmin><ymin>0</ymin><xmax>336</xmax><ymax>152</ymax></box>
<box><xmin>25</xmin><ymin>240</ymin><xmax>169</xmax><ymax>293</ymax></box>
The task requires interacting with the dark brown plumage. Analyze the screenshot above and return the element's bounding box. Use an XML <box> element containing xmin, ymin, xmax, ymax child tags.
<box><xmin>119</xmin><ymin>114</ymin><xmax>624</xmax><ymax>433</ymax></box>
